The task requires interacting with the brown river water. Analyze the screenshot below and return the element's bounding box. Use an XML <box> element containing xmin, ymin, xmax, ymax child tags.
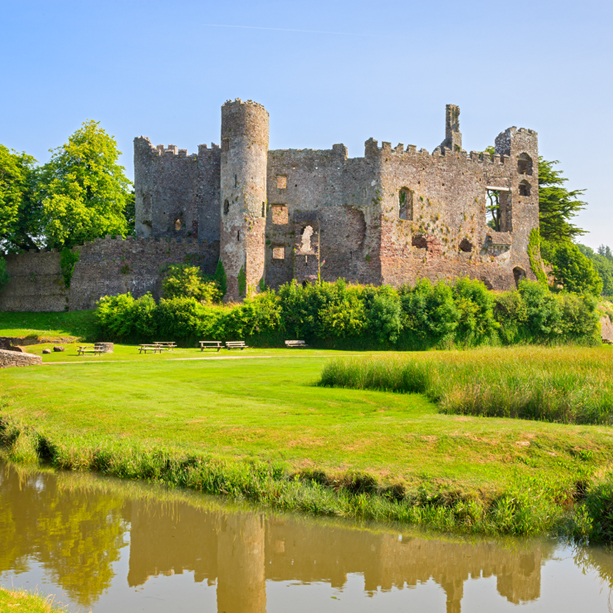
<box><xmin>1</xmin><ymin>461</ymin><xmax>613</xmax><ymax>612</ymax></box>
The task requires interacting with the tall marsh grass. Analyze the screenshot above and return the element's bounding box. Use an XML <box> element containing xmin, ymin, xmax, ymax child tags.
<box><xmin>319</xmin><ymin>347</ymin><xmax>613</xmax><ymax>425</ymax></box>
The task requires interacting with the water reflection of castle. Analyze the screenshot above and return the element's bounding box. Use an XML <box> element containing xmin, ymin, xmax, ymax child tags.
<box><xmin>128</xmin><ymin>500</ymin><xmax>548</xmax><ymax>613</ymax></box>
<box><xmin>0</xmin><ymin>465</ymin><xmax>556</xmax><ymax>612</ymax></box>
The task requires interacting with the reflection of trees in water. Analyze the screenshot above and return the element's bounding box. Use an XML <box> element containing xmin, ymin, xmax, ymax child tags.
<box><xmin>4</xmin><ymin>462</ymin><xmax>613</xmax><ymax>613</ymax></box>
<box><xmin>573</xmin><ymin>545</ymin><xmax>613</xmax><ymax>611</ymax></box>
<box><xmin>0</xmin><ymin>464</ymin><xmax>127</xmax><ymax>607</ymax></box>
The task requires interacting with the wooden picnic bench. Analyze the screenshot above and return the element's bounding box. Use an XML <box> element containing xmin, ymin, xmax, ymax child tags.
<box><xmin>285</xmin><ymin>340</ymin><xmax>308</xmax><ymax>348</ymax></box>
<box><xmin>77</xmin><ymin>344</ymin><xmax>104</xmax><ymax>356</ymax></box>
<box><xmin>154</xmin><ymin>341</ymin><xmax>177</xmax><ymax>351</ymax></box>
<box><xmin>225</xmin><ymin>341</ymin><xmax>248</xmax><ymax>350</ymax></box>
<box><xmin>139</xmin><ymin>344</ymin><xmax>163</xmax><ymax>354</ymax></box>
<box><xmin>200</xmin><ymin>340</ymin><xmax>223</xmax><ymax>352</ymax></box>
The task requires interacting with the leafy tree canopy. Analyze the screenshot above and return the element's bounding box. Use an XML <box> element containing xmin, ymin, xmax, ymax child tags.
<box><xmin>538</xmin><ymin>157</ymin><xmax>587</xmax><ymax>243</ymax></box>
<box><xmin>37</xmin><ymin>120</ymin><xmax>132</xmax><ymax>250</ymax></box>
<box><xmin>541</xmin><ymin>240</ymin><xmax>603</xmax><ymax>296</ymax></box>
<box><xmin>0</xmin><ymin>145</ymin><xmax>40</xmax><ymax>252</ymax></box>
<box><xmin>577</xmin><ymin>244</ymin><xmax>613</xmax><ymax>297</ymax></box>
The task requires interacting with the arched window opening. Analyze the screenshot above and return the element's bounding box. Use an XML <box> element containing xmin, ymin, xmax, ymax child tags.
<box><xmin>459</xmin><ymin>238</ymin><xmax>473</xmax><ymax>252</ymax></box>
<box><xmin>399</xmin><ymin>188</ymin><xmax>414</xmax><ymax>221</ymax></box>
<box><xmin>513</xmin><ymin>266</ymin><xmax>527</xmax><ymax>287</ymax></box>
<box><xmin>519</xmin><ymin>180</ymin><xmax>531</xmax><ymax>197</ymax></box>
<box><xmin>517</xmin><ymin>153</ymin><xmax>533</xmax><ymax>176</ymax></box>
<box><xmin>174</xmin><ymin>218</ymin><xmax>182</xmax><ymax>231</ymax></box>
<box><xmin>300</xmin><ymin>225</ymin><xmax>314</xmax><ymax>253</ymax></box>
<box><xmin>223</xmin><ymin>199</ymin><xmax>230</xmax><ymax>215</ymax></box>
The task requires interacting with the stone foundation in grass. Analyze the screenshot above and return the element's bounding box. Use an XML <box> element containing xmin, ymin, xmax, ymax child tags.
<box><xmin>0</xmin><ymin>349</ymin><xmax>42</xmax><ymax>368</ymax></box>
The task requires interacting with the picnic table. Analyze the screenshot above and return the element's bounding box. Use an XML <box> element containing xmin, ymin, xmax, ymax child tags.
<box><xmin>139</xmin><ymin>344</ymin><xmax>163</xmax><ymax>354</ymax></box>
<box><xmin>200</xmin><ymin>341</ymin><xmax>223</xmax><ymax>352</ymax></box>
<box><xmin>77</xmin><ymin>344</ymin><xmax>104</xmax><ymax>356</ymax></box>
<box><xmin>285</xmin><ymin>340</ymin><xmax>308</xmax><ymax>348</ymax></box>
<box><xmin>154</xmin><ymin>342</ymin><xmax>177</xmax><ymax>351</ymax></box>
<box><xmin>225</xmin><ymin>341</ymin><xmax>248</xmax><ymax>350</ymax></box>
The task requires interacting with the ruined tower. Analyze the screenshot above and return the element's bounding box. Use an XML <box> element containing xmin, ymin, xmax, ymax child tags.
<box><xmin>440</xmin><ymin>104</ymin><xmax>462</xmax><ymax>151</ymax></box>
<box><xmin>220</xmin><ymin>99</ymin><xmax>269</xmax><ymax>302</ymax></box>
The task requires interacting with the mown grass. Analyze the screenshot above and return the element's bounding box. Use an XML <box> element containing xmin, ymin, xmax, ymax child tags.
<box><xmin>0</xmin><ymin>310</ymin><xmax>96</xmax><ymax>341</ymax></box>
<box><xmin>2</xmin><ymin>346</ymin><xmax>613</xmax><ymax>540</ymax></box>
<box><xmin>320</xmin><ymin>347</ymin><xmax>613</xmax><ymax>425</ymax></box>
<box><xmin>0</xmin><ymin>587</ymin><xmax>65</xmax><ymax>613</ymax></box>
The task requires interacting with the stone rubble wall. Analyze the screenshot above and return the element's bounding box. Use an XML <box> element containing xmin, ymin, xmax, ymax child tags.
<box><xmin>0</xmin><ymin>348</ymin><xmax>42</xmax><ymax>368</ymax></box>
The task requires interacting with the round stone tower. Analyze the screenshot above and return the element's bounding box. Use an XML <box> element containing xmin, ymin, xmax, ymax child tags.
<box><xmin>220</xmin><ymin>99</ymin><xmax>269</xmax><ymax>302</ymax></box>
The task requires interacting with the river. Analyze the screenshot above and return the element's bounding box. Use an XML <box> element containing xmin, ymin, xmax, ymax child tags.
<box><xmin>1</xmin><ymin>461</ymin><xmax>612</xmax><ymax>612</ymax></box>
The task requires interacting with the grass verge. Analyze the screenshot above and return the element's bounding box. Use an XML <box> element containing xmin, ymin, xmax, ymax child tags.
<box><xmin>0</xmin><ymin>587</ymin><xmax>65</xmax><ymax>613</ymax></box>
<box><xmin>2</xmin><ymin>347</ymin><xmax>613</xmax><ymax>541</ymax></box>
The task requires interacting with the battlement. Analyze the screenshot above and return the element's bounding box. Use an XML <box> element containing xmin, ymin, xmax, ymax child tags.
<box><xmin>363</xmin><ymin>137</ymin><xmax>511</xmax><ymax>166</ymax></box>
<box><xmin>223</xmin><ymin>98</ymin><xmax>269</xmax><ymax>114</ymax></box>
<box><xmin>135</xmin><ymin>136</ymin><xmax>220</xmax><ymax>160</ymax></box>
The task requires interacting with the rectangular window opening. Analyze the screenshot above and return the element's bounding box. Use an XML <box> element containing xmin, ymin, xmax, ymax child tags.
<box><xmin>399</xmin><ymin>189</ymin><xmax>414</xmax><ymax>221</ymax></box>
<box><xmin>276</xmin><ymin>175</ymin><xmax>287</xmax><ymax>189</ymax></box>
<box><xmin>272</xmin><ymin>246</ymin><xmax>285</xmax><ymax>260</ymax></box>
<box><xmin>271</xmin><ymin>205</ymin><xmax>289</xmax><ymax>225</ymax></box>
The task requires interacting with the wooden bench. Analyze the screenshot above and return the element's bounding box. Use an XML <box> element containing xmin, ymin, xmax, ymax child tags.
<box><xmin>139</xmin><ymin>344</ymin><xmax>163</xmax><ymax>354</ymax></box>
<box><xmin>225</xmin><ymin>341</ymin><xmax>248</xmax><ymax>350</ymax></box>
<box><xmin>77</xmin><ymin>344</ymin><xmax>104</xmax><ymax>356</ymax></box>
<box><xmin>285</xmin><ymin>340</ymin><xmax>308</xmax><ymax>348</ymax></box>
<box><xmin>200</xmin><ymin>340</ymin><xmax>223</xmax><ymax>352</ymax></box>
<box><xmin>154</xmin><ymin>342</ymin><xmax>177</xmax><ymax>351</ymax></box>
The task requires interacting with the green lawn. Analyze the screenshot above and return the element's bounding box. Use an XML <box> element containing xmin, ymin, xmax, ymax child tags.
<box><xmin>0</xmin><ymin>310</ymin><xmax>96</xmax><ymax>341</ymax></box>
<box><xmin>2</xmin><ymin>345</ymin><xmax>612</xmax><ymax>493</ymax></box>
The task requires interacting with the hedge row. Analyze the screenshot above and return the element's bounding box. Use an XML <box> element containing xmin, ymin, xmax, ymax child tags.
<box><xmin>94</xmin><ymin>278</ymin><xmax>600</xmax><ymax>349</ymax></box>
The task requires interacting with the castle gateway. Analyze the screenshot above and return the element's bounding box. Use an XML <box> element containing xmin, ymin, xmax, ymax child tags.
<box><xmin>135</xmin><ymin>99</ymin><xmax>539</xmax><ymax>301</ymax></box>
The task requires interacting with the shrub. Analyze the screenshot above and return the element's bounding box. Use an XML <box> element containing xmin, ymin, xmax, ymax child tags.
<box><xmin>452</xmin><ymin>278</ymin><xmax>499</xmax><ymax>346</ymax></box>
<box><xmin>162</xmin><ymin>264</ymin><xmax>221</xmax><ymax>304</ymax></box>
<box><xmin>95</xmin><ymin>293</ymin><xmax>138</xmax><ymax>340</ymax></box>
<box><xmin>519</xmin><ymin>280</ymin><xmax>562</xmax><ymax>341</ymax></box>
<box><xmin>400</xmin><ymin>279</ymin><xmax>459</xmax><ymax>349</ymax></box>
<box><xmin>494</xmin><ymin>290</ymin><xmax>528</xmax><ymax>345</ymax></box>
<box><xmin>365</xmin><ymin>287</ymin><xmax>403</xmax><ymax>344</ymax></box>
<box><xmin>154</xmin><ymin>296</ymin><xmax>209</xmax><ymax>342</ymax></box>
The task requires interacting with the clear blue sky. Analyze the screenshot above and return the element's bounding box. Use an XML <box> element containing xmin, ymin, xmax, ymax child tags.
<box><xmin>2</xmin><ymin>0</ymin><xmax>611</xmax><ymax>248</ymax></box>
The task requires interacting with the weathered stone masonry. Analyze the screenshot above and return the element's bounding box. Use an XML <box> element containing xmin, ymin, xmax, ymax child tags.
<box><xmin>0</xmin><ymin>99</ymin><xmax>539</xmax><ymax>311</ymax></box>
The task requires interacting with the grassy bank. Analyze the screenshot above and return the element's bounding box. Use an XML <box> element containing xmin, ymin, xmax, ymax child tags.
<box><xmin>0</xmin><ymin>310</ymin><xmax>96</xmax><ymax>342</ymax></box>
<box><xmin>319</xmin><ymin>347</ymin><xmax>613</xmax><ymax>425</ymax></box>
<box><xmin>2</xmin><ymin>346</ymin><xmax>613</xmax><ymax>540</ymax></box>
<box><xmin>0</xmin><ymin>587</ymin><xmax>65</xmax><ymax>613</ymax></box>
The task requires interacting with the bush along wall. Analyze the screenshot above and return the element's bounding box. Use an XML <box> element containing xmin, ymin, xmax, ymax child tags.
<box><xmin>94</xmin><ymin>278</ymin><xmax>601</xmax><ymax>348</ymax></box>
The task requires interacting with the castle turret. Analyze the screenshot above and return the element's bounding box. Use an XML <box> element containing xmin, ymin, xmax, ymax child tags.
<box><xmin>220</xmin><ymin>99</ymin><xmax>269</xmax><ymax>301</ymax></box>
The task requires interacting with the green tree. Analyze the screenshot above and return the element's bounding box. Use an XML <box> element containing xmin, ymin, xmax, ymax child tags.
<box><xmin>0</xmin><ymin>145</ymin><xmax>40</xmax><ymax>252</ymax></box>
<box><xmin>162</xmin><ymin>264</ymin><xmax>222</xmax><ymax>304</ymax></box>
<box><xmin>538</xmin><ymin>157</ymin><xmax>587</xmax><ymax>243</ymax></box>
<box><xmin>37</xmin><ymin>120</ymin><xmax>132</xmax><ymax>250</ymax></box>
<box><xmin>541</xmin><ymin>241</ymin><xmax>603</xmax><ymax>295</ymax></box>
<box><xmin>577</xmin><ymin>244</ymin><xmax>613</xmax><ymax>296</ymax></box>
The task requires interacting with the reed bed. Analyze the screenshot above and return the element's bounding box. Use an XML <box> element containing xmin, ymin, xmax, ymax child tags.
<box><xmin>319</xmin><ymin>347</ymin><xmax>613</xmax><ymax>425</ymax></box>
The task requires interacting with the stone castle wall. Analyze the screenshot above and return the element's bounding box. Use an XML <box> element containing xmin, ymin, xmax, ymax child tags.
<box><xmin>0</xmin><ymin>237</ymin><xmax>218</xmax><ymax>312</ymax></box>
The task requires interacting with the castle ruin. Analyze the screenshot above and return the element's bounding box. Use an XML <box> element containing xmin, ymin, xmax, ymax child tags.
<box><xmin>0</xmin><ymin>100</ymin><xmax>540</xmax><ymax>311</ymax></box>
<box><xmin>135</xmin><ymin>99</ymin><xmax>539</xmax><ymax>301</ymax></box>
